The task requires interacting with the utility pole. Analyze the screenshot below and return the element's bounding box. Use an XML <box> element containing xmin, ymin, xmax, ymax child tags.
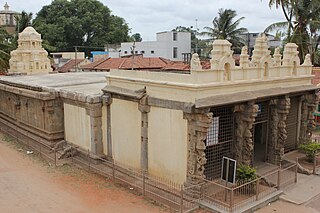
<box><xmin>130</xmin><ymin>41</ymin><xmax>136</xmax><ymax>71</ymax></box>
<box><xmin>74</xmin><ymin>46</ymin><xmax>78</xmax><ymax>72</ymax></box>
<box><xmin>195</xmin><ymin>19</ymin><xmax>198</xmax><ymax>54</ymax></box>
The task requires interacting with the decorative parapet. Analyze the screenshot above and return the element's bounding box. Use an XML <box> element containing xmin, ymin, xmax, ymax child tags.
<box><xmin>251</xmin><ymin>34</ymin><xmax>272</xmax><ymax>68</ymax></box>
<box><xmin>106</xmin><ymin>35</ymin><xmax>315</xmax><ymax>103</ymax></box>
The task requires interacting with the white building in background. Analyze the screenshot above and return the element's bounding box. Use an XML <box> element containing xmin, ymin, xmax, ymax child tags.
<box><xmin>108</xmin><ymin>31</ymin><xmax>191</xmax><ymax>61</ymax></box>
<box><xmin>240</xmin><ymin>33</ymin><xmax>282</xmax><ymax>56</ymax></box>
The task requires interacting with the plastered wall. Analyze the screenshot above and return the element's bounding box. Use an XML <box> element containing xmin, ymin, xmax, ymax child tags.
<box><xmin>111</xmin><ymin>99</ymin><xmax>141</xmax><ymax>169</ymax></box>
<box><xmin>148</xmin><ymin>107</ymin><xmax>188</xmax><ymax>184</ymax></box>
<box><xmin>64</xmin><ymin>103</ymin><xmax>91</xmax><ymax>150</ymax></box>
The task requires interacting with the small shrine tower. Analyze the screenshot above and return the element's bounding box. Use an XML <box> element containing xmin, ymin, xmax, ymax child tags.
<box><xmin>9</xmin><ymin>26</ymin><xmax>52</xmax><ymax>75</ymax></box>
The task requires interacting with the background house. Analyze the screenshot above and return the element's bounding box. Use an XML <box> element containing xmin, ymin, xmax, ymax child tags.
<box><xmin>0</xmin><ymin>2</ymin><xmax>20</xmax><ymax>35</ymax></box>
<box><xmin>108</xmin><ymin>31</ymin><xmax>191</xmax><ymax>61</ymax></box>
<box><xmin>240</xmin><ymin>32</ymin><xmax>282</xmax><ymax>56</ymax></box>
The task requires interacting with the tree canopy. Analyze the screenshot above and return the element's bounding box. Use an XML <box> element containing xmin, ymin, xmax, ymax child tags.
<box><xmin>15</xmin><ymin>11</ymin><xmax>33</xmax><ymax>34</ymax></box>
<box><xmin>33</xmin><ymin>0</ymin><xmax>131</xmax><ymax>52</ymax></box>
<box><xmin>265</xmin><ymin>0</ymin><xmax>320</xmax><ymax>63</ymax></box>
<box><xmin>200</xmin><ymin>8</ymin><xmax>247</xmax><ymax>49</ymax></box>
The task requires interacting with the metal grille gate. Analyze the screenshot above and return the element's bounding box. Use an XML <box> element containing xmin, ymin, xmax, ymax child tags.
<box><xmin>285</xmin><ymin>96</ymin><xmax>299</xmax><ymax>153</ymax></box>
<box><xmin>204</xmin><ymin>106</ymin><xmax>234</xmax><ymax>180</ymax></box>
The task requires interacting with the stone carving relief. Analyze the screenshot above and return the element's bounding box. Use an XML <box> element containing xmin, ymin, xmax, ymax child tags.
<box><xmin>303</xmin><ymin>54</ymin><xmax>312</xmax><ymax>66</ymax></box>
<box><xmin>190</xmin><ymin>53</ymin><xmax>202</xmax><ymax>71</ymax></box>
<box><xmin>234</xmin><ymin>101</ymin><xmax>258</xmax><ymax>165</ymax></box>
<box><xmin>184</xmin><ymin>112</ymin><xmax>212</xmax><ymax>182</ymax></box>
<box><xmin>268</xmin><ymin>97</ymin><xmax>290</xmax><ymax>164</ymax></box>
<box><xmin>300</xmin><ymin>93</ymin><xmax>318</xmax><ymax>143</ymax></box>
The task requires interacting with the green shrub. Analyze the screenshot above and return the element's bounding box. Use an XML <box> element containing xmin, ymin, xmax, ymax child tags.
<box><xmin>299</xmin><ymin>142</ymin><xmax>320</xmax><ymax>162</ymax></box>
<box><xmin>236</xmin><ymin>164</ymin><xmax>258</xmax><ymax>183</ymax></box>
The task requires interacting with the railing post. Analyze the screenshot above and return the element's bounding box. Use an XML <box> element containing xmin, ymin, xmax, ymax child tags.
<box><xmin>71</xmin><ymin>145</ymin><xmax>73</xmax><ymax>163</ymax></box>
<box><xmin>180</xmin><ymin>184</ymin><xmax>184</xmax><ymax>213</ymax></box>
<box><xmin>277</xmin><ymin>164</ymin><xmax>281</xmax><ymax>190</ymax></box>
<box><xmin>87</xmin><ymin>149</ymin><xmax>90</xmax><ymax>171</ymax></box>
<box><xmin>230</xmin><ymin>187</ymin><xmax>234</xmax><ymax>212</ymax></box>
<box><xmin>142</xmin><ymin>172</ymin><xmax>146</xmax><ymax>196</ymax></box>
<box><xmin>54</xmin><ymin>148</ymin><xmax>57</xmax><ymax>167</ymax></box>
<box><xmin>313</xmin><ymin>155</ymin><xmax>317</xmax><ymax>175</ymax></box>
<box><xmin>295</xmin><ymin>157</ymin><xmax>298</xmax><ymax>183</ymax></box>
<box><xmin>112</xmin><ymin>159</ymin><xmax>115</xmax><ymax>182</ymax></box>
<box><xmin>255</xmin><ymin>179</ymin><xmax>259</xmax><ymax>201</ymax></box>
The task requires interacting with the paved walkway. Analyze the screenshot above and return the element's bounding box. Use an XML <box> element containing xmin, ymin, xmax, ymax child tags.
<box><xmin>280</xmin><ymin>173</ymin><xmax>320</xmax><ymax>205</ymax></box>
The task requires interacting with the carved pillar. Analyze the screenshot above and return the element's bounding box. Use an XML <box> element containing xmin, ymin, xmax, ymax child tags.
<box><xmin>300</xmin><ymin>92</ymin><xmax>318</xmax><ymax>144</ymax></box>
<box><xmin>86</xmin><ymin>104</ymin><xmax>104</xmax><ymax>156</ymax></box>
<box><xmin>234</xmin><ymin>101</ymin><xmax>258</xmax><ymax>165</ymax></box>
<box><xmin>268</xmin><ymin>96</ymin><xmax>290</xmax><ymax>164</ymax></box>
<box><xmin>183</xmin><ymin>111</ymin><xmax>212</xmax><ymax>197</ymax></box>
<box><xmin>138</xmin><ymin>96</ymin><xmax>150</xmax><ymax>173</ymax></box>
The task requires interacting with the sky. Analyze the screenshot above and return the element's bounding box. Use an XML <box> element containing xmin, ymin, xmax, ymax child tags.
<box><xmin>6</xmin><ymin>0</ymin><xmax>286</xmax><ymax>41</ymax></box>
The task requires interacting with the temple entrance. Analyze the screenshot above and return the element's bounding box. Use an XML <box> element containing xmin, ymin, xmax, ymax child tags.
<box><xmin>253</xmin><ymin>122</ymin><xmax>268</xmax><ymax>163</ymax></box>
<box><xmin>253</xmin><ymin>101</ymin><xmax>269</xmax><ymax>165</ymax></box>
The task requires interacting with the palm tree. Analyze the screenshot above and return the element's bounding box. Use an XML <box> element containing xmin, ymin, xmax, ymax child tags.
<box><xmin>265</xmin><ymin>0</ymin><xmax>320</xmax><ymax>62</ymax></box>
<box><xmin>200</xmin><ymin>8</ymin><xmax>248</xmax><ymax>49</ymax></box>
<box><xmin>0</xmin><ymin>28</ymin><xmax>14</xmax><ymax>71</ymax></box>
<box><xmin>15</xmin><ymin>11</ymin><xmax>33</xmax><ymax>34</ymax></box>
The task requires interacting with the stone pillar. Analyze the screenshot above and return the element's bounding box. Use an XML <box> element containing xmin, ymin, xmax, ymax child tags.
<box><xmin>183</xmin><ymin>111</ymin><xmax>212</xmax><ymax>197</ymax></box>
<box><xmin>234</xmin><ymin>101</ymin><xmax>258</xmax><ymax>165</ymax></box>
<box><xmin>102</xmin><ymin>95</ymin><xmax>112</xmax><ymax>159</ymax></box>
<box><xmin>268</xmin><ymin>96</ymin><xmax>290</xmax><ymax>164</ymax></box>
<box><xmin>138</xmin><ymin>96</ymin><xmax>150</xmax><ymax>173</ymax></box>
<box><xmin>86</xmin><ymin>104</ymin><xmax>104</xmax><ymax>156</ymax></box>
<box><xmin>300</xmin><ymin>93</ymin><xmax>318</xmax><ymax>144</ymax></box>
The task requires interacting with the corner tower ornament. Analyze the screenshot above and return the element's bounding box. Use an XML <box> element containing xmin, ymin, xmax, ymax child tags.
<box><xmin>9</xmin><ymin>26</ymin><xmax>52</xmax><ymax>75</ymax></box>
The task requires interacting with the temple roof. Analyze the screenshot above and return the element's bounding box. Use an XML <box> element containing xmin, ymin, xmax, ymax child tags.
<box><xmin>19</xmin><ymin>26</ymin><xmax>41</xmax><ymax>41</ymax></box>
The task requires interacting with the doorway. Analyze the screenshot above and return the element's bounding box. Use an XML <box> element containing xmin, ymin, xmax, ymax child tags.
<box><xmin>253</xmin><ymin>122</ymin><xmax>268</xmax><ymax>163</ymax></box>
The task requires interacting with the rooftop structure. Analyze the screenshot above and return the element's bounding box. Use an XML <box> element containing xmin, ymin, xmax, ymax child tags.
<box><xmin>9</xmin><ymin>26</ymin><xmax>52</xmax><ymax>75</ymax></box>
<box><xmin>80</xmin><ymin>55</ymin><xmax>189</xmax><ymax>72</ymax></box>
<box><xmin>108</xmin><ymin>31</ymin><xmax>191</xmax><ymax>61</ymax></box>
<box><xmin>0</xmin><ymin>2</ymin><xmax>20</xmax><ymax>34</ymax></box>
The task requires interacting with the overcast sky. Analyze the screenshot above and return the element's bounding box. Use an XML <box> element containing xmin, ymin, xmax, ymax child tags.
<box><xmin>7</xmin><ymin>0</ymin><xmax>285</xmax><ymax>41</ymax></box>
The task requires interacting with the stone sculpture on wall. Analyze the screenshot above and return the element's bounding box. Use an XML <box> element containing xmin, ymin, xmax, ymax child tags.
<box><xmin>190</xmin><ymin>53</ymin><xmax>202</xmax><ymax>71</ymax></box>
<box><xmin>268</xmin><ymin>97</ymin><xmax>291</xmax><ymax>164</ymax></box>
<box><xmin>234</xmin><ymin>101</ymin><xmax>258</xmax><ymax>165</ymax></box>
<box><xmin>183</xmin><ymin>111</ymin><xmax>212</xmax><ymax>197</ymax></box>
<box><xmin>300</xmin><ymin>93</ymin><xmax>318</xmax><ymax>143</ymax></box>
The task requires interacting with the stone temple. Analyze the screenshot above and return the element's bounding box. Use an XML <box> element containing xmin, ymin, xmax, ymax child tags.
<box><xmin>9</xmin><ymin>26</ymin><xmax>52</xmax><ymax>75</ymax></box>
<box><xmin>0</xmin><ymin>34</ymin><xmax>318</xmax><ymax>212</ymax></box>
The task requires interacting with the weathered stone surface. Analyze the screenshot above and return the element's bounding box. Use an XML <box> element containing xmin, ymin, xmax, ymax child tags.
<box><xmin>268</xmin><ymin>96</ymin><xmax>291</xmax><ymax>164</ymax></box>
<box><xmin>234</xmin><ymin>101</ymin><xmax>258</xmax><ymax>165</ymax></box>
<box><xmin>300</xmin><ymin>93</ymin><xmax>318</xmax><ymax>144</ymax></box>
<box><xmin>183</xmin><ymin>111</ymin><xmax>212</xmax><ymax>197</ymax></box>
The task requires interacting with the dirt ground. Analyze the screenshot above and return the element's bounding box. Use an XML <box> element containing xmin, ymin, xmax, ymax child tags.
<box><xmin>0</xmin><ymin>134</ymin><xmax>167</xmax><ymax>213</ymax></box>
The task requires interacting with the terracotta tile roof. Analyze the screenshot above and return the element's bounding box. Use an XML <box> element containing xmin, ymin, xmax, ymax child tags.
<box><xmin>96</xmin><ymin>58</ymin><xmax>126</xmax><ymax>71</ymax></box>
<box><xmin>80</xmin><ymin>57</ymin><xmax>108</xmax><ymax>69</ymax></box>
<box><xmin>56</xmin><ymin>59</ymin><xmax>85</xmax><ymax>73</ymax></box>
<box><xmin>312</xmin><ymin>67</ymin><xmax>320</xmax><ymax>85</ymax></box>
<box><xmin>81</xmin><ymin>56</ymin><xmax>190</xmax><ymax>72</ymax></box>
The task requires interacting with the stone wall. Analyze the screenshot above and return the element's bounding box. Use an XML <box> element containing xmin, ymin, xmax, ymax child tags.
<box><xmin>0</xmin><ymin>89</ymin><xmax>64</xmax><ymax>145</ymax></box>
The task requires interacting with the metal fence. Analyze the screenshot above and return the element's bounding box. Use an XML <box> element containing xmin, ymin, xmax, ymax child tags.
<box><xmin>0</xmin><ymin>125</ymin><xmax>298</xmax><ymax>213</ymax></box>
<box><xmin>0</xmin><ymin>126</ymin><xmax>198</xmax><ymax>213</ymax></box>
<box><xmin>201</xmin><ymin>163</ymin><xmax>297</xmax><ymax>212</ymax></box>
<box><xmin>67</xmin><ymin>144</ymin><xmax>199</xmax><ymax>213</ymax></box>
